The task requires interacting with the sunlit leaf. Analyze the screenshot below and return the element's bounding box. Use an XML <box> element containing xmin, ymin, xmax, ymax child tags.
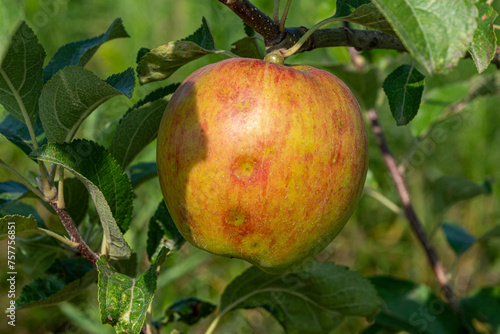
<box><xmin>39</xmin><ymin>66</ymin><xmax>129</xmax><ymax>143</ymax></box>
<box><xmin>371</xmin><ymin>0</ymin><xmax>477</xmax><ymax>74</ymax></box>
<box><xmin>468</xmin><ymin>3</ymin><xmax>498</xmax><ymax>73</ymax></box>
<box><xmin>30</xmin><ymin>140</ymin><xmax>132</xmax><ymax>260</ymax></box>
<box><xmin>43</xmin><ymin>18</ymin><xmax>129</xmax><ymax>82</ymax></box>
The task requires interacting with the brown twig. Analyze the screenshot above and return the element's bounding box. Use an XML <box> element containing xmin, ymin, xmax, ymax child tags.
<box><xmin>50</xmin><ymin>202</ymin><xmax>99</xmax><ymax>267</ymax></box>
<box><xmin>217</xmin><ymin>0</ymin><xmax>500</xmax><ymax>68</ymax></box>
<box><xmin>367</xmin><ymin>108</ymin><xmax>460</xmax><ymax>313</ymax></box>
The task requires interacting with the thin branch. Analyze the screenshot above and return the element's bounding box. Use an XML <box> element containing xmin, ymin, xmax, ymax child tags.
<box><xmin>367</xmin><ymin>108</ymin><xmax>460</xmax><ymax>313</ymax></box>
<box><xmin>50</xmin><ymin>201</ymin><xmax>99</xmax><ymax>267</ymax></box>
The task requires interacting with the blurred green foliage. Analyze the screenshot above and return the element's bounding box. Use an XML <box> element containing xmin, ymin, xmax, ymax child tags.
<box><xmin>0</xmin><ymin>0</ymin><xmax>499</xmax><ymax>333</ymax></box>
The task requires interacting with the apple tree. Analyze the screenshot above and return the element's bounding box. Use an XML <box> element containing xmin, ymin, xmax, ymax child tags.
<box><xmin>0</xmin><ymin>0</ymin><xmax>499</xmax><ymax>333</ymax></box>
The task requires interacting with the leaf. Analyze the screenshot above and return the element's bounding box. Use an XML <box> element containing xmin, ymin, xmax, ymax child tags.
<box><xmin>0</xmin><ymin>181</ymin><xmax>29</xmax><ymax>210</ymax></box>
<box><xmin>383</xmin><ymin>64</ymin><xmax>425</xmax><ymax>126</ymax></box>
<box><xmin>39</xmin><ymin>65</ymin><xmax>129</xmax><ymax>144</ymax></box>
<box><xmin>137</xmin><ymin>41</ymin><xmax>213</xmax><ymax>85</ymax></box>
<box><xmin>0</xmin><ymin>21</ymin><xmax>45</xmax><ymax>125</ymax></box>
<box><xmin>369</xmin><ymin>276</ymin><xmax>463</xmax><ymax>334</ymax></box>
<box><xmin>16</xmin><ymin>258</ymin><xmax>96</xmax><ymax>309</ymax></box>
<box><xmin>371</xmin><ymin>0</ymin><xmax>477</xmax><ymax>74</ymax></box>
<box><xmin>137</xmin><ymin>18</ymin><xmax>216</xmax><ymax>85</ymax></box>
<box><xmin>218</xmin><ymin>263</ymin><xmax>380</xmax><ymax>334</ymax></box>
<box><xmin>130</xmin><ymin>83</ymin><xmax>180</xmax><ymax>110</ymax></box>
<box><xmin>165</xmin><ymin>297</ymin><xmax>216</xmax><ymax>325</ymax></box>
<box><xmin>43</xmin><ymin>18</ymin><xmax>129</xmax><ymax>82</ymax></box>
<box><xmin>146</xmin><ymin>201</ymin><xmax>185</xmax><ymax>262</ymax></box>
<box><xmin>441</xmin><ymin>222</ymin><xmax>476</xmax><ymax>256</ymax></box>
<box><xmin>104</xmin><ymin>68</ymin><xmax>135</xmax><ymax>98</ymax></box>
<box><xmin>334</xmin><ymin>0</ymin><xmax>371</xmax><ymax>18</ymax></box>
<box><xmin>30</xmin><ymin>140</ymin><xmax>132</xmax><ymax>260</ymax></box>
<box><xmin>182</xmin><ymin>17</ymin><xmax>215</xmax><ymax>50</ymax></box>
<box><xmin>469</xmin><ymin>3</ymin><xmax>498</xmax><ymax>73</ymax></box>
<box><xmin>231</xmin><ymin>37</ymin><xmax>266</xmax><ymax>59</ymax></box>
<box><xmin>243</xmin><ymin>22</ymin><xmax>256</xmax><ymax>37</ymax></box>
<box><xmin>431</xmin><ymin>176</ymin><xmax>491</xmax><ymax>213</ymax></box>
<box><xmin>460</xmin><ymin>286</ymin><xmax>500</xmax><ymax>333</ymax></box>
<box><xmin>343</xmin><ymin>4</ymin><xmax>397</xmax><ymax>37</ymax></box>
<box><xmin>109</xmin><ymin>83</ymin><xmax>179</xmax><ymax>168</ymax></box>
<box><xmin>0</xmin><ymin>202</ymin><xmax>43</xmax><ymax>226</ymax></box>
<box><xmin>97</xmin><ymin>249</ymin><xmax>166</xmax><ymax>334</ymax></box>
<box><xmin>0</xmin><ymin>214</ymin><xmax>37</xmax><ymax>240</ymax></box>
<box><xmin>62</xmin><ymin>178</ymin><xmax>89</xmax><ymax>225</ymax></box>
<box><xmin>0</xmin><ymin>114</ymin><xmax>45</xmax><ymax>156</ymax></box>
<box><xmin>129</xmin><ymin>162</ymin><xmax>157</xmax><ymax>187</ymax></box>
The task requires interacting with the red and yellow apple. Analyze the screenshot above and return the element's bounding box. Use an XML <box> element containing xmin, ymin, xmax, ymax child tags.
<box><xmin>156</xmin><ymin>58</ymin><xmax>368</xmax><ymax>273</ymax></box>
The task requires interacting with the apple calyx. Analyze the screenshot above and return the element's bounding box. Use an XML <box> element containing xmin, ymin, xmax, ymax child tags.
<box><xmin>263</xmin><ymin>52</ymin><xmax>285</xmax><ymax>65</ymax></box>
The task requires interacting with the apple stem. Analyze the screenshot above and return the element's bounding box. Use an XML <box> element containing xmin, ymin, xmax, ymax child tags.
<box><xmin>367</xmin><ymin>108</ymin><xmax>460</xmax><ymax>314</ymax></box>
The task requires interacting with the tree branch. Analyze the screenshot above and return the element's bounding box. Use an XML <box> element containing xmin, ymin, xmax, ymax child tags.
<box><xmin>218</xmin><ymin>0</ymin><xmax>500</xmax><ymax>69</ymax></box>
<box><xmin>50</xmin><ymin>201</ymin><xmax>99</xmax><ymax>267</ymax></box>
<box><xmin>367</xmin><ymin>108</ymin><xmax>460</xmax><ymax>313</ymax></box>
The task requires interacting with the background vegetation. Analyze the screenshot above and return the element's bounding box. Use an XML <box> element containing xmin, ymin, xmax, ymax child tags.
<box><xmin>1</xmin><ymin>0</ymin><xmax>499</xmax><ymax>333</ymax></box>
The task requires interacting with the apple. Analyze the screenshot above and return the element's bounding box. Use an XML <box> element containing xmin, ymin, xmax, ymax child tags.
<box><xmin>156</xmin><ymin>58</ymin><xmax>368</xmax><ymax>273</ymax></box>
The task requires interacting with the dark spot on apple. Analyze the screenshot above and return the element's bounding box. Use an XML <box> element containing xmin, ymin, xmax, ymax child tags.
<box><xmin>225</xmin><ymin>207</ymin><xmax>247</xmax><ymax>226</ymax></box>
<box><xmin>252</xmin><ymin>242</ymin><xmax>259</xmax><ymax>248</ymax></box>
<box><xmin>230</xmin><ymin>155</ymin><xmax>270</xmax><ymax>186</ymax></box>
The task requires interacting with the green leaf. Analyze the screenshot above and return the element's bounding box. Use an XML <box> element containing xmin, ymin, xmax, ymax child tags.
<box><xmin>231</xmin><ymin>37</ymin><xmax>266</xmax><ymax>59</ymax></box>
<box><xmin>183</xmin><ymin>17</ymin><xmax>215</xmax><ymax>50</ymax></box>
<box><xmin>137</xmin><ymin>18</ymin><xmax>216</xmax><ymax>85</ymax></box>
<box><xmin>0</xmin><ymin>0</ymin><xmax>23</xmax><ymax>57</ymax></box>
<box><xmin>0</xmin><ymin>114</ymin><xmax>45</xmax><ymax>156</ymax></box>
<box><xmin>343</xmin><ymin>4</ymin><xmax>396</xmax><ymax>37</ymax></box>
<box><xmin>109</xmin><ymin>82</ymin><xmax>178</xmax><ymax>168</ymax></box>
<box><xmin>165</xmin><ymin>297</ymin><xmax>216</xmax><ymax>325</ymax></box>
<box><xmin>137</xmin><ymin>41</ymin><xmax>213</xmax><ymax>85</ymax></box>
<box><xmin>43</xmin><ymin>18</ymin><xmax>129</xmax><ymax>82</ymax></box>
<box><xmin>383</xmin><ymin>64</ymin><xmax>425</xmax><ymax>126</ymax></box>
<box><xmin>441</xmin><ymin>222</ymin><xmax>476</xmax><ymax>256</ymax></box>
<box><xmin>129</xmin><ymin>162</ymin><xmax>157</xmax><ymax>187</ymax></box>
<box><xmin>431</xmin><ymin>176</ymin><xmax>491</xmax><ymax>213</ymax></box>
<box><xmin>469</xmin><ymin>3</ymin><xmax>498</xmax><ymax>73</ymax></box>
<box><xmin>39</xmin><ymin>65</ymin><xmax>129</xmax><ymax>144</ymax></box>
<box><xmin>104</xmin><ymin>68</ymin><xmax>135</xmax><ymax>98</ymax></box>
<box><xmin>146</xmin><ymin>201</ymin><xmax>185</xmax><ymax>262</ymax></box>
<box><xmin>97</xmin><ymin>249</ymin><xmax>166</xmax><ymax>334</ymax></box>
<box><xmin>130</xmin><ymin>83</ymin><xmax>180</xmax><ymax>110</ymax></box>
<box><xmin>16</xmin><ymin>258</ymin><xmax>96</xmax><ymax>309</ymax></box>
<box><xmin>371</xmin><ymin>0</ymin><xmax>477</xmax><ymax>74</ymax></box>
<box><xmin>243</xmin><ymin>22</ymin><xmax>256</xmax><ymax>37</ymax></box>
<box><xmin>0</xmin><ymin>214</ymin><xmax>37</xmax><ymax>240</ymax></box>
<box><xmin>0</xmin><ymin>203</ymin><xmax>43</xmax><ymax>226</ymax></box>
<box><xmin>334</xmin><ymin>0</ymin><xmax>371</xmax><ymax>18</ymax></box>
<box><xmin>460</xmin><ymin>286</ymin><xmax>500</xmax><ymax>333</ymax></box>
<box><xmin>62</xmin><ymin>178</ymin><xmax>89</xmax><ymax>225</ymax></box>
<box><xmin>30</xmin><ymin>140</ymin><xmax>132</xmax><ymax>260</ymax></box>
<box><xmin>0</xmin><ymin>21</ymin><xmax>45</xmax><ymax>125</ymax></box>
<box><xmin>0</xmin><ymin>181</ymin><xmax>29</xmax><ymax>210</ymax></box>
<box><xmin>217</xmin><ymin>263</ymin><xmax>380</xmax><ymax>334</ymax></box>
<box><xmin>370</xmin><ymin>276</ymin><xmax>463</xmax><ymax>334</ymax></box>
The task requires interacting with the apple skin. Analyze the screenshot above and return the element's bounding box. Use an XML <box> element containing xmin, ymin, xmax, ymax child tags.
<box><xmin>156</xmin><ymin>58</ymin><xmax>368</xmax><ymax>274</ymax></box>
